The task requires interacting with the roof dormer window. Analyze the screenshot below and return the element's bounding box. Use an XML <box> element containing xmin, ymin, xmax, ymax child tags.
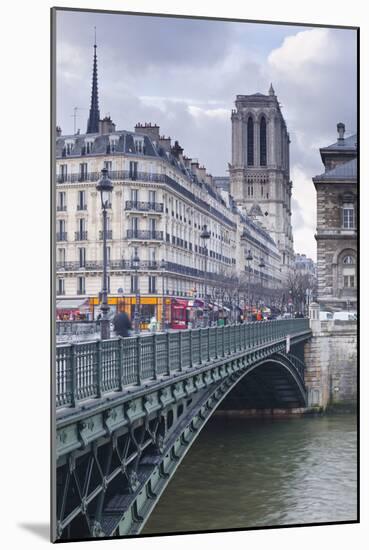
<box><xmin>85</xmin><ymin>139</ymin><xmax>94</xmax><ymax>154</ymax></box>
<box><xmin>109</xmin><ymin>135</ymin><xmax>119</xmax><ymax>152</ymax></box>
<box><xmin>65</xmin><ymin>139</ymin><xmax>75</xmax><ymax>156</ymax></box>
<box><xmin>134</xmin><ymin>137</ymin><xmax>144</xmax><ymax>154</ymax></box>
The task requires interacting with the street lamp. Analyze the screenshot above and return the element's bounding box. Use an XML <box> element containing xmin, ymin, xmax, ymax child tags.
<box><xmin>259</xmin><ymin>258</ymin><xmax>266</xmax><ymax>309</ymax></box>
<box><xmin>131</xmin><ymin>251</ymin><xmax>140</xmax><ymax>333</ymax></box>
<box><xmin>160</xmin><ymin>258</ymin><xmax>167</xmax><ymax>331</ymax></box>
<box><xmin>96</xmin><ymin>167</ymin><xmax>113</xmax><ymax>340</ymax></box>
<box><xmin>246</xmin><ymin>249</ymin><xmax>253</xmax><ymax>321</ymax></box>
<box><xmin>200</xmin><ymin>224</ymin><xmax>211</xmax><ymax>326</ymax></box>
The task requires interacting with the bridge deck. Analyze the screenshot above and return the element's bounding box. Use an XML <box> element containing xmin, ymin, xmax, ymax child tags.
<box><xmin>55</xmin><ymin>319</ymin><xmax>311</xmax><ymax>416</ymax></box>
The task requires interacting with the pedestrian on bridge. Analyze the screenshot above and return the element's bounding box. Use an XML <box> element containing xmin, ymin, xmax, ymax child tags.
<box><xmin>113</xmin><ymin>311</ymin><xmax>132</xmax><ymax>337</ymax></box>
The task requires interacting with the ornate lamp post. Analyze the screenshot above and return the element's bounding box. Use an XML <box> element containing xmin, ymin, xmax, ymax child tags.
<box><xmin>160</xmin><ymin>258</ymin><xmax>167</xmax><ymax>331</ymax></box>
<box><xmin>96</xmin><ymin>168</ymin><xmax>113</xmax><ymax>340</ymax></box>
<box><xmin>259</xmin><ymin>257</ymin><xmax>266</xmax><ymax>310</ymax></box>
<box><xmin>200</xmin><ymin>224</ymin><xmax>211</xmax><ymax>326</ymax></box>
<box><xmin>132</xmin><ymin>251</ymin><xmax>140</xmax><ymax>333</ymax></box>
<box><xmin>246</xmin><ymin>249</ymin><xmax>253</xmax><ymax>321</ymax></box>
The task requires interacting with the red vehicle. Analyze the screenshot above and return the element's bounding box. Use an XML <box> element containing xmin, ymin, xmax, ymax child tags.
<box><xmin>170</xmin><ymin>298</ymin><xmax>204</xmax><ymax>329</ymax></box>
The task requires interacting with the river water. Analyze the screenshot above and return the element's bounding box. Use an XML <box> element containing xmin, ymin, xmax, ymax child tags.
<box><xmin>143</xmin><ymin>414</ymin><xmax>357</xmax><ymax>534</ymax></box>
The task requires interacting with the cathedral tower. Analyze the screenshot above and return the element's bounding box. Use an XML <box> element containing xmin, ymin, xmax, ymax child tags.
<box><xmin>229</xmin><ymin>85</ymin><xmax>294</xmax><ymax>278</ymax></box>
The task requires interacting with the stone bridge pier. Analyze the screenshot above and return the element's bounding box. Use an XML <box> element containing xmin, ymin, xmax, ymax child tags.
<box><xmin>303</xmin><ymin>303</ymin><xmax>357</xmax><ymax>411</ymax></box>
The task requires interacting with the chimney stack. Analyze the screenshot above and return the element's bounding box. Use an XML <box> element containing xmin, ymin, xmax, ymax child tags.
<box><xmin>337</xmin><ymin>122</ymin><xmax>345</xmax><ymax>143</ymax></box>
<box><xmin>135</xmin><ymin>122</ymin><xmax>160</xmax><ymax>142</ymax></box>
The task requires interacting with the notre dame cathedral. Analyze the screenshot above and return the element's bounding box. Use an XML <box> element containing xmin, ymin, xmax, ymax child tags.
<box><xmin>229</xmin><ymin>85</ymin><xmax>294</xmax><ymax>279</ymax></box>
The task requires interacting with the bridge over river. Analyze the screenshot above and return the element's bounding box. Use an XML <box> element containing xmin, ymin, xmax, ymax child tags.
<box><xmin>53</xmin><ymin>318</ymin><xmax>311</xmax><ymax>541</ymax></box>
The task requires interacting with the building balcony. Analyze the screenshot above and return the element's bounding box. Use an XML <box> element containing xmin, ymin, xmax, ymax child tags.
<box><xmin>56</xmin><ymin>259</ymin><xmax>160</xmax><ymax>272</ymax></box>
<box><xmin>56</xmin><ymin>289</ymin><xmax>65</xmax><ymax>295</ymax></box>
<box><xmin>125</xmin><ymin>200</ymin><xmax>164</xmax><ymax>213</ymax></box>
<box><xmin>126</xmin><ymin>230</ymin><xmax>163</xmax><ymax>241</ymax></box>
<box><xmin>99</xmin><ymin>230</ymin><xmax>113</xmax><ymax>240</ymax></box>
<box><xmin>57</xmin><ymin>205</ymin><xmax>67</xmax><ymax>212</ymax></box>
<box><xmin>75</xmin><ymin>231</ymin><xmax>88</xmax><ymax>241</ymax></box>
<box><xmin>56</xmin><ymin>170</ymin><xmax>166</xmax><ymax>185</ymax></box>
<box><xmin>56</xmin><ymin>232</ymin><xmax>67</xmax><ymax>241</ymax></box>
<box><xmin>77</xmin><ymin>204</ymin><xmax>87</xmax><ymax>211</ymax></box>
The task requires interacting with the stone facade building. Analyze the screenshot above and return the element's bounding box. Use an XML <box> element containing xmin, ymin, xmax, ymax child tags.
<box><xmin>55</xmin><ymin>43</ymin><xmax>284</xmax><ymax>322</ymax></box>
<box><xmin>312</xmin><ymin>123</ymin><xmax>357</xmax><ymax>312</ymax></box>
<box><xmin>229</xmin><ymin>85</ymin><xmax>294</xmax><ymax>280</ymax></box>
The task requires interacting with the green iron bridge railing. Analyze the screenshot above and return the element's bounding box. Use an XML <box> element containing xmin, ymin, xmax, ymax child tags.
<box><xmin>56</xmin><ymin>319</ymin><xmax>310</xmax><ymax>410</ymax></box>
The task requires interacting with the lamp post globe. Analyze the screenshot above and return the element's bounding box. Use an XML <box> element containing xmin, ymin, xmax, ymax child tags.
<box><xmin>96</xmin><ymin>167</ymin><xmax>113</xmax><ymax>209</ymax></box>
<box><xmin>96</xmin><ymin>167</ymin><xmax>113</xmax><ymax>340</ymax></box>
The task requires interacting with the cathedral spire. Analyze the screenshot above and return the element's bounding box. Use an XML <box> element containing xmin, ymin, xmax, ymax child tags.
<box><xmin>86</xmin><ymin>28</ymin><xmax>100</xmax><ymax>134</ymax></box>
<box><xmin>268</xmin><ymin>83</ymin><xmax>275</xmax><ymax>96</ymax></box>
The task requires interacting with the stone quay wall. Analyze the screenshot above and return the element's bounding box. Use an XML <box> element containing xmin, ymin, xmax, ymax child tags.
<box><xmin>304</xmin><ymin>319</ymin><xmax>357</xmax><ymax>411</ymax></box>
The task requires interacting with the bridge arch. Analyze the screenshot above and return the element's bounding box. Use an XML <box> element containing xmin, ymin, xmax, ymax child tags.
<box><xmin>55</xmin><ymin>322</ymin><xmax>311</xmax><ymax>541</ymax></box>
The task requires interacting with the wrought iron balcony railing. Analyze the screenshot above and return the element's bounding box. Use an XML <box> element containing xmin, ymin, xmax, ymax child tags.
<box><xmin>57</xmin><ymin>205</ymin><xmax>67</xmax><ymax>212</ymax></box>
<box><xmin>77</xmin><ymin>204</ymin><xmax>87</xmax><ymax>211</ymax></box>
<box><xmin>75</xmin><ymin>231</ymin><xmax>88</xmax><ymax>241</ymax></box>
<box><xmin>125</xmin><ymin>201</ymin><xmax>164</xmax><ymax>213</ymax></box>
<box><xmin>126</xmin><ymin>230</ymin><xmax>163</xmax><ymax>241</ymax></box>
<box><xmin>55</xmin><ymin>319</ymin><xmax>311</xmax><ymax>408</ymax></box>
<box><xmin>56</xmin><ymin>170</ymin><xmax>167</xmax><ymax>185</ymax></box>
<box><xmin>56</xmin><ymin>232</ymin><xmax>67</xmax><ymax>241</ymax></box>
<box><xmin>56</xmin><ymin>259</ymin><xmax>160</xmax><ymax>271</ymax></box>
<box><xmin>99</xmin><ymin>230</ymin><xmax>113</xmax><ymax>240</ymax></box>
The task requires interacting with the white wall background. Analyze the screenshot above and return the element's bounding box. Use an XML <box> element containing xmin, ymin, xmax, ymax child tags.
<box><xmin>0</xmin><ymin>1</ymin><xmax>366</xmax><ymax>548</ymax></box>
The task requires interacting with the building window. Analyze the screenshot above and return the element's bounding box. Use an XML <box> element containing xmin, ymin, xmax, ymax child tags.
<box><xmin>79</xmin><ymin>163</ymin><xmax>88</xmax><ymax>182</ymax></box>
<box><xmin>343</xmin><ymin>275</ymin><xmax>355</xmax><ymax>288</ymax></box>
<box><xmin>57</xmin><ymin>278</ymin><xmax>65</xmax><ymax>295</ymax></box>
<box><xmin>149</xmin><ymin>190</ymin><xmax>156</xmax><ymax>207</ymax></box>
<box><xmin>78</xmin><ymin>190</ymin><xmax>86</xmax><ymax>210</ymax></box>
<box><xmin>129</xmin><ymin>161</ymin><xmax>138</xmax><ymax>180</ymax></box>
<box><xmin>131</xmin><ymin>275</ymin><xmax>138</xmax><ymax>293</ymax></box>
<box><xmin>343</xmin><ymin>207</ymin><xmax>354</xmax><ymax>229</ymax></box>
<box><xmin>59</xmin><ymin>164</ymin><xmax>68</xmax><ymax>182</ymax></box>
<box><xmin>85</xmin><ymin>140</ymin><xmax>93</xmax><ymax>154</ymax></box>
<box><xmin>260</xmin><ymin>116</ymin><xmax>267</xmax><ymax>166</ymax></box>
<box><xmin>149</xmin><ymin>276</ymin><xmax>157</xmax><ymax>293</ymax></box>
<box><xmin>66</xmin><ymin>142</ymin><xmax>74</xmax><ymax>155</ymax></box>
<box><xmin>78</xmin><ymin>247</ymin><xmax>86</xmax><ymax>268</ymax></box>
<box><xmin>149</xmin><ymin>218</ymin><xmax>156</xmax><ymax>233</ymax></box>
<box><xmin>104</xmin><ymin>160</ymin><xmax>112</xmax><ymax>173</ymax></box>
<box><xmin>343</xmin><ymin>255</ymin><xmax>355</xmax><ymax>265</ymax></box>
<box><xmin>247</xmin><ymin>116</ymin><xmax>254</xmax><ymax>166</ymax></box>
<box><xmin>77</xmin><ymin>276</ymin><xmax>85</xmax><ymax>295</ymax></box>
<box><xmin>57</xmin><ymin>191</ymin><xmax>66</xmax><ymax>211</ymax></box>
<box><xmin>58</xmin><ymin>248</ymin><xmax>66</xmax><ymax>266</ymax></box>
<box><xmin>134</xmin><ymin>138</ymin><xmax>144</xmax><ymax>153</ymax></box>
<box><xmin>110</xmin><ymin>138</ymin><xmax>118</xmax><ymax>152</ymax></box>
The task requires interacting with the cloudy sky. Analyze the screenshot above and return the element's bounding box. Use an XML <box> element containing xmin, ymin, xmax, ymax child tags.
<box><xmin>56</xmin><ymin>10</ymin><xmax>357</xmax><ymax>261</ymax></box>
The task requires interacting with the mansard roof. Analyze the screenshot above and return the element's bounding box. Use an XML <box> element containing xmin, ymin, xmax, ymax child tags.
<box><xmin>315</xmin><ymin>158</ymin><xmax>357</xmax><ymax>181</ymax></box>
<box><xmin>56</xmin><ymin>129</ymin><xmax>227</xmax><ymax>208</ymax></box>
<box><xmin>322</xmin><ymin>133</ymin><xmax>357</xmax><ymax>152</ymax></box>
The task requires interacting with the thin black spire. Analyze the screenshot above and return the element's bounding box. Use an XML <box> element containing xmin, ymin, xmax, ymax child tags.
<box><xmin>86</xmin><ymin>28</ymin><xmax>100</xmax><ymax>134</ymax></box>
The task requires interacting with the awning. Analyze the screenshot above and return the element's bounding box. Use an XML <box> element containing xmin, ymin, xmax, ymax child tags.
<box><xmin>56</xmin><ymin>298</ymin><xmax>90</xmax><ymax>311</ymax></box>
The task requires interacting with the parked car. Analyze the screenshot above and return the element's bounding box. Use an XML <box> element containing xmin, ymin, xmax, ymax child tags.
<box><xmin>333</xmin><ymin>311</ymin><xmax>357</xmax><ymax>321</ymax></box>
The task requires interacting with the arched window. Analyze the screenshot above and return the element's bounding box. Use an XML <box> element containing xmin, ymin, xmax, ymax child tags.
<box><xmin>247</xmin><ymin>117</ymin><xmax>254</xmax><ymax>166</ymax></box>
<box><xmin>260</xmin><ymin>116</ymin><xmax>267</xmax><ymax>166</ymax></box>
<box><xmin>341</xmin><ymin>252</ymin><xmax>356</xmax><ymax>289</ymax></box>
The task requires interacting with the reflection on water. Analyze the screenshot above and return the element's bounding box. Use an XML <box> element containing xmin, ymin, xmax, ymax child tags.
<box><xmin>143</xmin><ymin>414</ymin><xmax>357</xmax><ymax>534</ymax></box>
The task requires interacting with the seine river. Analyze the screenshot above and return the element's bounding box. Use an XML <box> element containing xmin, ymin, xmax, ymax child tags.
<box><xmin>143</xmin><ymin>414</ymin><xmax>357</xmax><ymax>534</ymax></box>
